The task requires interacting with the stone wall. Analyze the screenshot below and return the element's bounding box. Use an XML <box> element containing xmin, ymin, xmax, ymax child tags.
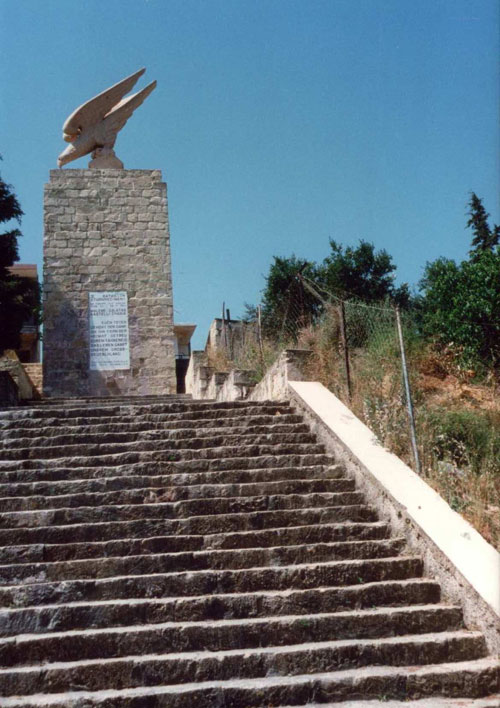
<box><xmin>43</xmin><ymin>169</ymin><xmax>175</xmax><ymax>397</ymax></box>
<box><xmin>205</xmin><ymin>318</ymin><xmax>258</xmax><ymax>360</ymax></box>
<box><xmin>248</xmin><ymin>349</ymin><xmax>312</xmax><ymax>401</ymax></box>
<box><xmin>185</xmin><ymin>351</ymin><xmax>256</xmax><ymax>402</ymax></box>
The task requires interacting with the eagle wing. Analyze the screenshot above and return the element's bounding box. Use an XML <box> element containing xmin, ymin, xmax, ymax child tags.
<box><xmin>98</xmin><ymin>81</ymin><xmax>157</xmax><ymax>145</ymax></box>
<box><xmin>62</xmin><ymin>68</ymin><xmax>146</xmax><ymax>138</ymax></box>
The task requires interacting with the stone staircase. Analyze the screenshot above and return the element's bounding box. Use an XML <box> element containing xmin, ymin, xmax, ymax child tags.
<box><xmin>0</xmin><ymin>395</ymin><xmax>498</xmax><ymax>707</ymax></box>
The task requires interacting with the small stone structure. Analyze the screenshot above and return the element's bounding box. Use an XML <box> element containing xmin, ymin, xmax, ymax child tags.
<box><xmin>185</xmin><ymin>349</ymin><xmax>311</xmax><ymax>402</ymax></box>
<box><xmin>205</xmin><ymin>318</ymin><xmax>257</xmax><ymax>360</ymax></box>
<box><xmin>43</xmin><ymin>169</ymin><xmax>175</xmax><ymax>397</ymax></box>
<box><xmin>0</xmin><ymin>352</ymin><xmax>37</xmax><ymax>401</ymax></box>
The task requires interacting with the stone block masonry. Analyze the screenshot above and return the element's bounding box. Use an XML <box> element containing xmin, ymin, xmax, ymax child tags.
<box><xmin>43</xmin><ymin>169</ymin><xmax>175</xmax><ymax>397</ymax></box>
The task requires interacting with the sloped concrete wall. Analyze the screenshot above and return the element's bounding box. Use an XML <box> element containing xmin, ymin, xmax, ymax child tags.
<box><xmin>288</xmin><ymin>380</ymin><xmax>500</xmax><ymax>655</ymax></box>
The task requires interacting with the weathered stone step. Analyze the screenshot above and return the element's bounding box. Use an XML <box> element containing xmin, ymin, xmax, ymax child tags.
<box><xmin>1</xmin><ymin>438</ymin><xmax>325</xmax><ymax>463</ymax></box>
<box><xmin>2</xmin><ymin>413</ymin><xmax>303</xmax><ymax>439</ymax></box>
<box><xmin>0</xmin><ymin>505</ymin><xmax>377</xmax><ymax>547</ymax></box>
<box><xmin>1</xmin><ymin>658</ymin><xmax>497</xmax><ymax>706</ymax></box>
<box><xmin>0</xmin><ymin>411</ymin><xmax>303</xmax><ymax>438</ymax></box>
<box><xmin>31</xmin><ymin>395</ymin><xmax>191</xmax><ymax>407</ymax></box>
<box><xmin>0</xmin><ymin>631</ymin><xmax>485</xmax><ymax>696</ymax></box>
<box><xmin>279</xmin><ymin>699</ymin><xmax>500</xmax><ymax>708</ymax></box>
<box><xmin>0</xmin><ymin>411</ymin><xmax>304</xmax><ymax>437</ymax></box>
<box><xmin>0</xmin><ymin>492</ymin><xmax>366</xmax><ymax>529</ymax></box>
<box><xmin>0</xmin><ymin>538</ymin><xmax>405</xmax><ymax>586</ymax></box>
<box><xmin>0</xmin><ymin>478</ymin><xmax>356</xmax><ymax>511</ymax></box>
<box><xmin>1</xmin><ymin>433</ymin><xmax>320</xmax><ymax>461</ymax></box>
<box><xmin>0</xmin><ymin>605</ymin><xmax>464</xmax><ymax>666</ymax></box>
<box><xmin>0</xmin><ymin>578</ymin><xmax>439</xmax><ymax>636</ymax></box>
<box><xmin>0</xmin><ymin>469</ymin><xmax>351</xmax><ymax>503</ymax></box>
<box><xmin>0</xmin><ymin>520</ymin><xmax>388</xmax><ymax>565</ymax></box>
<box><xmin>0</xmin><ymin>400</ymin><xmax>291</xmax><ymax>425</ymax></box>
<box><xmin>2</xmin><ymin>398</ymin><xmax>287</xmax><ymax>414</ymax></box>
<box><xmin>0</xmin><ymin>445</ymin><xmax>329</xmax><ymax>472</ymax></box>
<box><xmin>0</xmin><ymin>556</ymin><xmax>423</xmax><ymax>608</ymax></box>
<box><xmin>0</xmin><ymin>453</ymin><xmax>335</xmax><ymax>482</ymax></box>
<box><xmin>3</xmin><ymin>422</ymin><xmax>311</xmax><ymax>449</ymax></box>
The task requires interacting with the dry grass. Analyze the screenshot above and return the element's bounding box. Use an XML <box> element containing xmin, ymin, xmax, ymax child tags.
<box><xmin>206</xmin><ymin>347</ymin><xmax>233</xmax><ymax>373</ymax></box>
<box><xmin>214</xmin><ymin>307</ymin><xmax>499</xmax><ymax>548</ymax></box>
<box><xmin>297</xmin><ymin>309</ymin><xmax>500</xmax><ymax>549</ymax></box>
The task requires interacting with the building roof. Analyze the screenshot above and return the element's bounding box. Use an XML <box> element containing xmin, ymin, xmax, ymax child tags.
<box><xmin>8</xmin><ymin>264</ymin><xmax>38</xmax><ymax>280</ymax></box>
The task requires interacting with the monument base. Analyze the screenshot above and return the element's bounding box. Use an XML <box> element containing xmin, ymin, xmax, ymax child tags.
<box><xmin>43</xmin><ymin>169</ymin><xmax>176</xmax><ymax>397</ymax></box>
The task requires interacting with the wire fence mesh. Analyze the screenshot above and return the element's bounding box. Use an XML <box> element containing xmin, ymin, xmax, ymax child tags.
<box><xmin>210</xmin><ymin>278</ymin><xmax>499</xmax><ymax>546</ymax></box>
<box><xmin>253</xmin><ymin>274</ymin><xmax>422</xmax><ymax>473</ymax></box>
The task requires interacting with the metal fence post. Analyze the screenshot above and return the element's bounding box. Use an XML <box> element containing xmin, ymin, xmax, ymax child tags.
<box><xmin>338</xmin><ymin>301</ymin><xmax>352</xmax><ymax>402</ymax></box>
<box><xmin>221</xmin><ymin>302</ymin><xmax>227</xmax><ymax>353</ymax></box>
<box><xmin>257</xmin><ymin>304</ymin><xmax>265</xmax><ymax>372</ymax></box>
<box><xmin>395</xmin><ymin>307</ymin><xmax>421</xmax><ymax>475</ymax></box>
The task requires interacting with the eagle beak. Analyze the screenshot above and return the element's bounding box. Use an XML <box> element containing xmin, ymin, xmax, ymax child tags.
<box><xmin>58</xmin><ymin>143</ymin><xmax>78</xmax><ymax>167</ymax></box>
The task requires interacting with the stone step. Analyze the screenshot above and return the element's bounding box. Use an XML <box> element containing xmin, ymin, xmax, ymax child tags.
<box><xmin>279</xmin><ymin>700</ymin><xmax>500</xmax><ymax>708</ymax></box>
<box><xmin>1</xmin><ymin>395</ymin><xmax>494</xmax><ymax>705</ymax></box>
<box><xmin>0</xmin><ymin>401</ymin><xmax>291</xmax><ymax>425</ymax></box>
<box><xmin>0</xmin><ymin>605</ymin><xmax>464</xmax><ymax>666</ymax></box>
<box><xmin>0</xmin><ymin>478</ymin><xmax>357</xmax><ymax>511</ymax></box>
<box><xmin>0</xmin><ymin>505</ymin><xmax>377</xmax><ymax>547</ymax></box>
<box><xmin>0</xmin><ymin>556</ymin><xmax>424</xmax><ymax>608</ymax></box>
<box><xmin>1</xmin><ymin>658</ymin><xmax>497</xmax><ymax>706</ymax></box>
<box><xmin>0</xmin><ymin>631</ymin><xmax>486</xmax><ymax>696</ymax></box>
<box><xmin>0</xmin><ymin>412</ymin><xmax>305</xmax><ymax>438</ymax></box>
<box><xmin>0</xmin><ymin>452</ymin><xmax>335</xmax><ymax>482</ymax></box>
<box><xmin>31</xmin><ymin>395</ymin><xmax>192</xmax><ymax>407</ymax></box>
<box><xmin>2</xmin><ymin>398</ymin><xmax>285</xmax><ymax>412</ymax></box>
<box><xmin>0</xmin><ymin>538</ymin><xmax>406</xmax><ymax>586</ymax></box>
<box><xmin>0</xmin><ymin>411</ymin><xmax>302</xmax><ymax>438</ymax></box>
<box><xmin>0</xmin><ymin>459</ymin><xmax>342</xmax><ymax>491</ymax></box>
<box><xmin>0</xmin><ymin>578</ymin><xmax>440</xmax><ymax>636</ymax></box>
<box><xmin>0</xmin><ymin>492</ymin><xmax>367</xmax><ymax>529</ymax></box>
<box><xmin>0</xmin><ymin>467</ymin><xmax>354</xmax><ymax>504</ymax></box>
<box><xmin>2</xmin><ymin>421</ymin><xmax>311</xmax><ymax>447</ymax></box>
<box><xmin>0</xmin><ymin>434</ymin><xmax>321</xmax><ymax>461</ymax></box>
<box><xmin>0</xmin><ymin>446</ymin><xmax>329</xmax><ymax>472</ymax></box>
<box><xmin>0</xmin><ymin>520</ymin><xmax>389</xmax><ymax>565</ymax></box>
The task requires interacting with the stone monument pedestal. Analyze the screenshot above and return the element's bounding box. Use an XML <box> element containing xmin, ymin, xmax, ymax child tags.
<box><xmin>43</xmin><ymin>169</ymin><xmax>176</xmax><ymax>397</ymax></box>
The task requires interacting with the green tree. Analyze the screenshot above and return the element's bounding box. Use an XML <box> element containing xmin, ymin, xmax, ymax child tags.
<box><xmin>467</xmin><ymin>192</ymin><xmax>499</xmax><ymax>261</ymax></box>
<box><xmin>257</xmin><ymin>255</ymin><xmax>323</xmax><ymax>338</ymax></box>
<box><xmin>419</xmin><ymin>195</ymin><xmax>500</xmax><ymax>370</ymax></box>
<box><xmin>0</xmin><ymin>168</ymin><xmax>41</xmax><ymax>355</ymax></box>
<box><xmin>250</xmin><ymin>240</ymin><xmax>409</xmax><ymax>340</ymax></box>
<box><xmin>320</xmin><ymin>240</ymin><xmax>410</xmax><ymax>305</ymax></box>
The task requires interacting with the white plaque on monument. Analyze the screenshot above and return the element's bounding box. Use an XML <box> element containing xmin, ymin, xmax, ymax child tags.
<box><xmin>89</xmin><ymin>292</ymin><xmax>130</xmax><ymax>370</ymax></box>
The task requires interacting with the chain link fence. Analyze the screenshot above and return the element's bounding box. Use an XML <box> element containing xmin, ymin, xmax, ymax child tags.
<box><xmin>252</xmin><ymin>274</ymin><xmax>422</xmax><ymax>473</ymax></box>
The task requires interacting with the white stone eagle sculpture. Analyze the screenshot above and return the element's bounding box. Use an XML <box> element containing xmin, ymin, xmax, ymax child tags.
<box><xmin>57</xmin><ymin>68</ymin><xmax>156</xmax><ymax>169</ymax></box>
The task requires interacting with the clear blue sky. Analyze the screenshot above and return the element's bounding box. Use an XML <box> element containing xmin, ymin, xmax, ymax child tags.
<box><xmin>1</xmin><ymin>0</ymin><xmax>498</xmax><ymax>348</ymax></box>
